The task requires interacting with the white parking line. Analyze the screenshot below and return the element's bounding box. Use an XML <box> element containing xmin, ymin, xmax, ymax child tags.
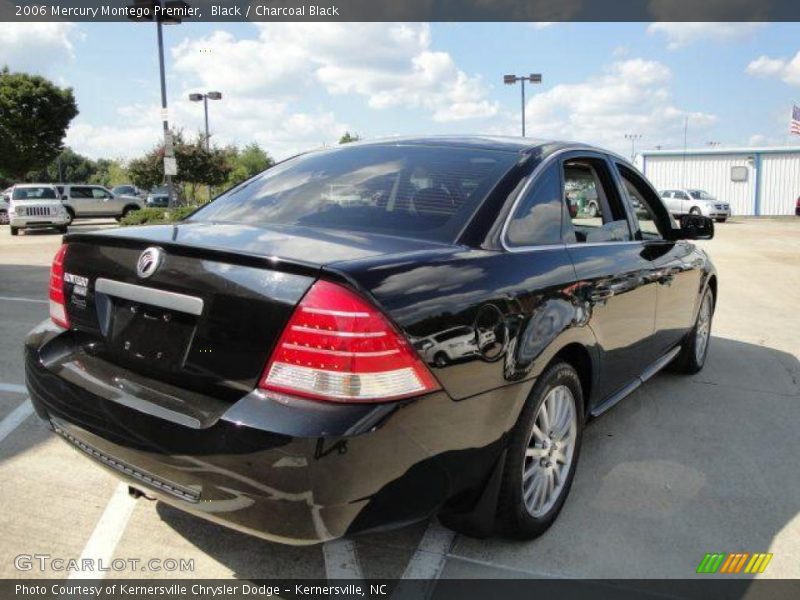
<box><xmin>69</xmin><ymin>482</ymin><xmax>137</xmax><ymax>580</ymax></box>
<box><xmin>0</xmin><ymin>295</ymin><xmax>47</xmax><ymax>304</ymax></box>
<box><xmin>323</xmin><ymin>538</ymin><xmax>363</xmax><ymax>580</ymax></box>
<box><xmin>0</xmin><ymin>400</ymin><xmax>34</xmax><ymax>444</ymax></box>
<box><xmin>0</xmin><ymin>383</ymin><xmax>28</xmax><ymax>394</ymax></box>
<box><xmin>400</xmin><ymin>520</ymin><xmax>455</xmax><ymax>579</ymax></box>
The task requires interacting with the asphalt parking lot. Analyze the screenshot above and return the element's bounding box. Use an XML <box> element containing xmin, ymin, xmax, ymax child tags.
<box><xmin>0</xmin><ymin>218</ymin><xmax>798</xmax><ymax>580</ymax></box>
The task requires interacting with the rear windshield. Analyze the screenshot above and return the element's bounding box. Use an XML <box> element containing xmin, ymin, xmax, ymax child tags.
<box><xmin>190</xmin><ymin>145</ymin><xmax>519</xmax><ymax>242</ymax></box>
<box><xmin>12</xmin><ymin>186</ymin><xmax>57</xmax><ymax>200</ymax></box>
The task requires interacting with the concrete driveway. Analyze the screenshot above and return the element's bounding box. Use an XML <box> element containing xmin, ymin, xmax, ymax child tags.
<box><xmin>0</xmin><ymin>218</ymin><xmax>798</xmax><ymax>580</ymax></box>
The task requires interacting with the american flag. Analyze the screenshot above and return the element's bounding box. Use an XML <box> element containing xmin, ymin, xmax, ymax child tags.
<box><xmin>792</xmin><ymin>104</ymin><xmax>800</xmax><ymax>136</ymax></box>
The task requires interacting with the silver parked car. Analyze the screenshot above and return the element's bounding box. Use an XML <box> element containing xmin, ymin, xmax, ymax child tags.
<box><xmin>8</xmin><ymin>184</ymin><xmax>70</xmax><ymax>235</ymax></box>
<box><xmin>56</xmin><ymin>184</ymin><xmax>143</xmax><ymax>223</ymax></box>
<box><xmin>660</xmin><ymin>188</ymin><xmax>731</xmax><ymax>222</ymax></box>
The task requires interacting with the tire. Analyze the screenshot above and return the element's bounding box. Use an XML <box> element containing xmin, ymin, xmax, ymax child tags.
<box><xmin>57</xmin><ymin>225</ymin><xmax>68</xmax><ymax>234</ymax></box>
<box><xmin>496</xmin><ymin>361</ymin><xmax>584</xmax><ymax>539</ymax></box>
<box><xmin>433</xmin><ymin>352</ymin><xmax>448</xmax><ymax>368</ymax></box>
<box><xmin>64</xmin><ymin>208</ymin><xmax>74</xmax><ymax>225</ymax></box>
<box><xmin>121</xmin><ymin>205</ymin><xmax>140</xmax><ymax>220</ymax></box>
<box><xmin>671</xmin><ymin>287</ymin><xmax>714</xmax><ymax>374</ymax></box>
<box><xmin>10</xmin><ymin>226</ymin><xmax>19</xmax><ymax>236</ymax></box>
<box><xmin>715</xmin><ymin>218</ymin><xmax>727</xmax><ymax>223</ymax></box>
<box><xmin>689</xmin><ymin>207</ymin><xmax>702</xmax><ymax>216</ymax></box>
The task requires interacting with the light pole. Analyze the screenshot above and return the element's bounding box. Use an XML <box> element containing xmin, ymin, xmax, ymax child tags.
<box><xmin>188</xmin><ymin>91</ymin><xmax>223</xmax><ymax>149</ymax></box>
<box><xmin>624</xmin><ymin>133</ymin><xmax>642</xmax><ymax>161</ymax></box>
<box><xmin>129</xmin><ymin>0</ymin><xmax>189</xmax><ymax>207</ymax></box>
<box><xmin>504</xmin><ymin>73</ymin><xmax>542</xmax><ymax>137</ymax></box>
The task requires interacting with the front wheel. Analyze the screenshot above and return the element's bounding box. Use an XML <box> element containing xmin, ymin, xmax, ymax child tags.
<box><xmin>690</xmin><ymin>207</ymin><xmax>702</xmax><ymax>216</ymax></box>
<box><xmin>496</xmin><ymin>361</ymin><xmax>583</xmax><ymax>539</ymax></box>
<box><xmin>10</xmin><ymin>226</ymin><xmax>19</xmax><ymax>236</ymax></box>
<box><xmin>672</xmin><ymin>287</ymin><xmax>714</xmax><ymax>374</ymax></box>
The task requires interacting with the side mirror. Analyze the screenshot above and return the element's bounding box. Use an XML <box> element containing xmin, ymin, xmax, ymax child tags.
<box><xmin>676</xmin><ymin>214</ymin><xmax>714</xmax><ymax>240</ymax></box>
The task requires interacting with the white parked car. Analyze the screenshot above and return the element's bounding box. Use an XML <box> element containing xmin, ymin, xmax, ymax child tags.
<box><xmin>56</xmin><ymin>184</ymin><xmax>143</xmax><ymax>223</ymax></box>
<box><xmin>8</xmin><ymin>184</ymin><xmax>70</xmax><ymax>236</ymax></box>
<box><xmin>0</xmin><ymin>188</ymin><xmax>11</xmax><ymax>224</ymax></box>
<box><xmin>659</xmin><ymin>189</ymin><xmax>731</xmax><ymax>222</ymax></box>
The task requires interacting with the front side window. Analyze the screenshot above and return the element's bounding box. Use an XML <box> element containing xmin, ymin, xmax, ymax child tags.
<box><xmin>688</xmin><ymin>190</ymin><xmax>715</xmax><ymax>200</ymax></box>
<box><xmin>505</xmin><ymin>162</ymin><xmax>563</xmax><ymax>247</ymax></box>
<box><xmin>562</xmin><ymin>158</ymin><xmax>631</xmax><ymax>244</ymax></box>
<box><xmin>191</xmin><ymin>145</ymin><xmax>520</xmax><ymax>243</ymax></box>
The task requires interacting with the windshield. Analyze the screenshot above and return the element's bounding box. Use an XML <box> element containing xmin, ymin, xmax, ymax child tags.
<box><xmin>689</xmin><ymin>190</ymin><xmax>715</xmax><ymax>200</ymax></box>
<box><xmin>12</xmin><ymin>186</ymin><xmax>57</xmax><ymax>200</ymax></box>
<box><xmin>190</xmin><ymin>145</ymin><xmax>519</xmax><ymax>243</ymax></box>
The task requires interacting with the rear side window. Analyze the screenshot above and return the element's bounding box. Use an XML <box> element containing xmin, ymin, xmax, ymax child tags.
<box><xmin>505</xmin><ymin>162</ymin><xmax>563</xmax><ymax>247</ymax></box>
<box><xmin>190</xmin><ymin>145</ymin><xmax>519</xmax><ymax>243</ymax></box>
<box><xmin>70</xmin><ymin>187</ymin><xmax>93</xmax><ymax>199</ymax></box>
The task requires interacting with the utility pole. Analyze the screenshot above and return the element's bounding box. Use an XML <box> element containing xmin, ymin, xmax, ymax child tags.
<box><xmin>624</xmin><ymin>133</ymin><xmax>642</xmax><ymax>162</ymax></box>
<box><xmin>504</xmin><ymin>73</ymin><xmax>542</xmax><ymax>137</ymax></box>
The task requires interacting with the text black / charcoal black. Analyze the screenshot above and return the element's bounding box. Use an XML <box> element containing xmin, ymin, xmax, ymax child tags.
<box><xmin>25</xmin><ymin>137</ymin><xmax>717</xmax><ymax>544</ymax></box>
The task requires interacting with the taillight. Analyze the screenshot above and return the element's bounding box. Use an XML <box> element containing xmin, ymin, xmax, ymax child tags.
<box><xmin>49</xmin><ymin>244</ymin><xmax>70</xmax><ymax>329</ymax></box>
<box><xmin>259</xmin><ymin>280</ymin><xmax>439</xmax><ymax>403</ymax></box>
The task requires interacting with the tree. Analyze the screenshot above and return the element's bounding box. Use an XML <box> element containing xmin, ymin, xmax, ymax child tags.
<box><xmin>127</xmin><ymin>131</ymin><xmax>232</xmax><ymax>201</ymax></box>
<box><xmin>0</xmin><ymin>68</ymin><xmax>79</xmax><ymax>180</ymax></box>
<box><xmin>339</xmin><ymin>131</ymin><xmax>361</xmax><ymax>144</ymax></box>
<box><xmin>90</xmin><ymin>159</ymin><xmax>129</xmax><ymax>187</ymax></box>
<box><xmin>225</xmin><ymin>143</ymin><xmax>274</xmax><ymax>187</ymax></box>
<box><xmin>28</xmin><ymin>147</ymin><xmax>96</xmax><ymax>183</ymax></box>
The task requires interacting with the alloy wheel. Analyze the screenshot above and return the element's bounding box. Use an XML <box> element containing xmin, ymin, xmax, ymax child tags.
<box><xmin>695</xmin><ymin>292</ymin><xmax>712</xmax><ymax>363</ymax></box>
<box><xmin>522</xmin><ymin>384</ymin><xmax>577</xmax><ymax>517</ymax></box>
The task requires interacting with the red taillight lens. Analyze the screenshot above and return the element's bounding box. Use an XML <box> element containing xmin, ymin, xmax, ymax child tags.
<box><xmin>259</xmin><ymin>280</ymin><xmax>439</xmax><ymax>403</ymax></box>
<box><xmin>49</xmin><ymin>244</ymin><xmax>70</xmax><ymax>329</ymax></box>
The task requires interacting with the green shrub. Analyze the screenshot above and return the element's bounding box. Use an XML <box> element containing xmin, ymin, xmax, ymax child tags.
<box><xmin>119</xmin><ymin>206</ymin><xmax>197</xmax><ymax>226</ymax></box>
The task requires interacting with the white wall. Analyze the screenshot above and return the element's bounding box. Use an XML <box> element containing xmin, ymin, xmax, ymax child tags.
<box><xmin>759</xmin><ymin>153</ymin><xmax>800</xmax><ymax>216</ymax></box>
<box><xmin>643</xmin><ymin>154</ymin><xmax>756</xmax><ymax>215</ymax></box>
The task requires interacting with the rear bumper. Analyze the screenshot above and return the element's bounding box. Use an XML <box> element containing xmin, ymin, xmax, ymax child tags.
<box><xmin>25</xmin><ymin>320</ymin><xmax>528</xmax><ymax>544</ymax></box>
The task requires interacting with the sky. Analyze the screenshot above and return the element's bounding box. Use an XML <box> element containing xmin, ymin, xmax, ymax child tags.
<box><xmin>1</xmin><ymin>21</ymin><xmax>800</xmax><ymax>161</ymax></box>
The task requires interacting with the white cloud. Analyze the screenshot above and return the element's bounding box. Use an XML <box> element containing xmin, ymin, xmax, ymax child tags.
<box><xmin>746</xmin><ymin>52</ymin><xmax>800</xmax><ymax>86</ymax></box>
<box><xmin>0</xmin><ymin>23</ymin><xmax>80</xmax><ymax>74</ymax></box>
<box><xmin>520</xmin><ymin>58</ymin><xmax>717</xmax><ymax>153</ymax></box>
<box><xmin>171</xmin><ymin>23</ymin><xmax>497</xmax><ymax>123</ymax></box>
<box><xmin>647</xmin><ymin>22</ymin><xmax>763</xmax><ymax>50</ymax></box>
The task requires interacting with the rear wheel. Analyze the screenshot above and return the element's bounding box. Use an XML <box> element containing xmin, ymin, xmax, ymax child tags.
<box><xmin>672</xmin><ymin>287</ymin><xmax>714</xmax><ymax>374</ymax></box>
<box><xmin>118</xmin><ymin>205</ymin><xmax>140</xmax><ymax>222</ymax></box>
<box><xmin>496</xmin><ymin>361</ymin><xmax>583</xmax><ymax>539</ymax></box>
<box><xmin>10</xmin><ymin>226</ymin><xmax>19</xmax><ymax>236</ymax></box>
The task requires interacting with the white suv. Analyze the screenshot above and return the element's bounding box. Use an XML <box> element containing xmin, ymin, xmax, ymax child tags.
<box><xmin>8</xmin><ymin>184</ymin><xmax>70</xmax><ymax>236</ymax></box>
<box><xmin>57</xmin><ymin>184</ymin><xmax>143</xmax><ymax>223</ymax></box>
<box><xmin>660</xmin><ymin>189</ymin><xmax>731</xmax><ymax>222</ymax></box>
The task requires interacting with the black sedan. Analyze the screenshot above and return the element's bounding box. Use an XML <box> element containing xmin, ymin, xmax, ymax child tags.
<box><xmin>25</xmin><ymin>137</ymin><xmax>716</xmax><ymax>544</ymax></box>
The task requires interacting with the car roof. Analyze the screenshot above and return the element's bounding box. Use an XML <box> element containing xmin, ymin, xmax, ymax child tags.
<box><xmin>13</xmin><ymin>183</ymin><xmax>57</xmax><ymax>188</ymax></box>
<box><xmin>329</xmin><ymin>135</ymin><xmax>619</xmax><ymax>158</ymax></box>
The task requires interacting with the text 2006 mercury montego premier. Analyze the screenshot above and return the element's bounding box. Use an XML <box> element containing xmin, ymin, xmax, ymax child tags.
<box><xmin>25</xmin><ymin>137</ymin><xmax>717</xmax><ymax>544</ymax></box>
